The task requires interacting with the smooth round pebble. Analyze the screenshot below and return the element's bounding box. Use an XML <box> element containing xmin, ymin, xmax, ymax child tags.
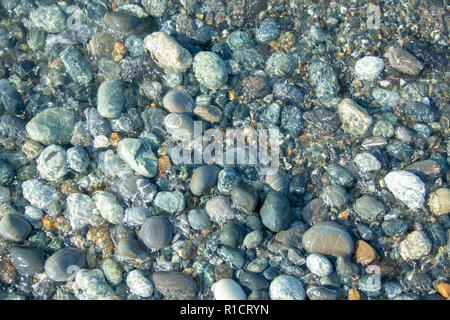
<box><xmin>211</xmin><ymin>278</ymin><xmax>247</xmax><ymax>300</ymax></box>
<box><xmin>269</xmin><ymin>275</ymin><xmax>306</xmax><ymax>300</ymax></box>
<box><xmin>306</xmin><ymin>254</ymin><xmax>333</xmax><ymax>276</ymax></box>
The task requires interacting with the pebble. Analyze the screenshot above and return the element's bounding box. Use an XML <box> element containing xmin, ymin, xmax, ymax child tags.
<box><xmin>242</xmin><ymin>75</ymin><xmax>271</xmax><ymax>102</ymax></box>
<box><xmin>231</xmin><ymin>185</ymin><xmax>258</xmax><ymax>214</ymax></box>
<box><xmin>243</xmin><ymin>230</ymin><xmax>264</xmax><ymax>248</ymax></box>
<box><xmin>301</xmin><ymin>198</ymin><xmax>327</xmax><ymax>226</ymax></box>
<box><xmin>0</xmin><ymin>160</ymin><xmax>13</xmax><ymax>185</ymax></box>
<box><xmin>66</xmin><ymin>147</ymin><xmax>89</xmax><ymax>173</ymax></box>
<box><xmin>0</xmin><ymin>214</ymin><xmax>31</xmax><ymax>242</ymax></box>
<box><xmin>399</xmin><ymin>231</ymin><xmax>432</xmax><ymax>261</ymax></box>
<box><xmin>265</xmin><ymin>52</ymin><xmax>292</xmax><ymax>77</ymax></box>
<box><xmin>142</xmin><ymin>0</ymin><xmax>168</xmax><ymax>17</ymax></box>
<box><xmin>320</xmin><ymin>185</ymin><xmax>348</xmax><ymax>209</ymax></box>
<box><xmin>26</xmin><ymin>108</ymin><xmax>75</xmax><ymax>145</ymax></box>
<box><xmin>354</xmin><ymin>152</ymin><xmax>381</xmax><ymax>172</ymax></box>
<box><xmin>97</xmin><ymin>81</ymin><xmax>125</xmax><ymax>119</ymax></box>
<box><xmin>372</xmin><ymin>120</ymin><xmax>395</xmax><ymax>138</ymax></box>
<box><xmin>260</xmin><ymin>192</ymin><xmax>291</xmax><ymax>232</ymax></box>
<box><xmin>404</xmin><ymin>101</ymin><xmax>438</xmax><ymax>123</ymax></box>
<box><xmin>75</xmin><ymin>269</ymin><xmax>115</xmax><ymax>300</ymax></box>
<box><xmin>30</xmin><ymin>4</ymin><xmax>66</xmax><ymax>34</ymax></box>
<box><xmin>211</xmin><ymin>278</ymin><xmax>247</xmax><ymax>300</ymax></box>
<box><xmin>193</xmin><ymin>51</ymin><xmax>228</xmax><ymax>90</ymax></box>
<box><xmin>163</xmin><ymin>90</ymin><xmax>194</xmax><ymax>114</ymax></box>
<box><xmin>308</xmin><ymin>61</ymin><xmax>340</xmax><ymax>97</ymax></box>
<box><xmin>164</xmin><ymin>113</ymin><xmax>195</xmax><ymax>140</ymax></box>
<box><xmin>123</xmin><ymin>207</ymin><xmax>151</xmax><ymax>227</ymax></box>
<box><xmin>355</xmin><ymin>56</ymin><xmax>384</xmax><ymax>81</ymax></box>
<box><xmin>152</xmin><ymin>271</ymin><xmax>197</xmax><ymax>300</ymax></box>
<box><xmin>326</xmin><ymin>164</ymin><xmax>355</xmax><ymax>187</ymax></box>
<box><xmin>385</xmin><ymin>46</ymin><xmax>424</xmax><ymax>75</ymax></box>
<box><xmin>37</xmin><ymin>145</ymin><xmax>67</xmax><ymax>182</ymax></box>
<box><xmin>144</xmin><ymin>32</ymin><xmax>193</xmax><ymax>73</ymax></box>
<box><xmin>302</xmin><ymin>221</ymin><xmax>354</xmax><ymax>257</ymax></box>
<box><xmin>60</xmin><ymin>47</ymin><xmax>93</xmax><ymax>85</ymax></box>
<box><xmin>10</xmin><ymin>247</ymin><xmax>45</xmax><ymax>277</ymax></box>
<box><xmin>306</xmin><ymin>253</ymin><xmax>333</xmax><ymax>276</ymax></box>
<box><xmin>118</xmin><ymin>138</ymin><xmax>158</xmax><ymax>178</ymax></box>
<box><xmin>428</xmin><ymin>188</ymin><xmax>450</xmax><ymax>216</ymax></box>
<box><xmin>194</xmin><ymin>105</ymin><xmax>223</xmax><ymax>123</ymax></box>
<box><xmin>219</xmin><ymin>222</ymin><xmax>246</xmax><ymax>247</ymax></box>
<box><xmin>190</xmin><ymin>165</ymin><xmax>219</xmax><ymax>196</ymax></box>
<box><xmin>139</xmin><ymin>216</ymin><xmax>173</xmax><ymax>250</ymax></box>
<box><xmin>354</xmin><ymin>195</ymin><xmax>385</xmax><ymax>223</ymax></box>
<box><xmin>354</xmin><ymin>240</ymin><xmax>377</xmax><ymax>265</ymax></box>
<box><xmin>226</xmin><ymin>31</ymin><xmax>254</xmax><ymax>50</ymax></box>
<box><xmin>337</xmin><ymin>98</ymin><xmax>373</xmax><ymax>136</ymax></box>
<box><xmin>217</xmin><ymin>245</ymin><xmax>246</xmax><ymax>269</ymax></box>
<box><xmin>232</xmin><ymin>48</ymin><xmax>266</xmax><ymax>71</ymax></box>
<box><xmin>126</xmin><ymin>270</ymin><xmax>154</xmax><ymax>297</ymax></box>
<box><xmin>115</xmin><ymin>237</ymin><xmax>152</xmax><ymax>270</ymax></box>
<box><xmin>269</xmin><ymin>275</ymin><xmax>306</xmax><ymax>300</ymax></box>
<box><xmin>154</xmin><ymin>190</ymin><xmax>186</xmax><ymax>213</ymax></box>
<box><xmin>44</xmin><ymin>248</ymin><xmax>86</xmax><ymax>282</ymax></box>
<box><xmin>104</xmin><ymin>11</ymin><xmax>138</xmax><ymax>35</ymax></box>
<box><xmin>205</xmin><ymin>196</ymin><xmax>235</xmax><ymax>225</ymax></box>
<box><xmin>85</xmin><ymin>108</ymin><xmax>111</xmax><ymax>138</ymax></box>
<box><xmin>187</xmin><ymin>209</ymin><xmax>211</xmax><ymax>231</ymax></box>
<box><xmin>255</xmin><ymin>18</ymin><xmax>280</xmax><ymax>42</ymax></box>
<box><xmin>265</xmin><ymin>169</ymin><xmax>290</xmax><ymax>193</ymax></box>
<box><xmin>92</xmin><ymin>191</ymin><xmax>124</xmax><ymax>225</ymax></box>
<box><xmin>0</xmin><ymin>80</ymin><xmax>24</xmax><ymax>116</ymax></box>
<box><xmin>101</xmin><ymin>258</ymin><xmax>122</xmax><ymax>286</ymax></box>
<box><xmin>336</xmin><ymin>256</ymin><xmax>359</xmax><ymax>277</ymax></box>
<box><xmin>372</xmin><ymin>88</ymin><xmax>401</xmax><ymax>108</ymax></box>
<box><xmin>303</xmin><ymin>108</ymin><xmax>340</xmax><ymax>136</ymax></box>
<box><xmin>306</xmin><ymin>287</ymin><xmax>338</xmax><ymax>300</ymax></box>
<box><xmin>217</xmin><ymin>168</ymin><xmax>241</xmax><ymax>194</ymax></box>
<box><xmin>65</xmin><ymin>193</ymin><xmax>96</xmax><ymax>230</ymax></box>
<box><xmin>382</xmin><ymin>219</ymin><xmax>408</xmax><ymax>237</ymax></box>
<box><xmin>0</xmin><ymin>186</ymin><xmax>10</xmax><ymax>204</ymax></box>
<box><xmin>384</xmin><ymin>170</ymin><xmax>426</xmax><ymax>210</ymax></box>
<box><xmin>22</xmin><ymin>179</ymin><xmax>61</xmax><ymax>214</ymax></box>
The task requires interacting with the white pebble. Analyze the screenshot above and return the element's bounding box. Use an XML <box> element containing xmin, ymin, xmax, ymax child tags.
<box><xmin>126</xmin><ymin>270</ymin><xmax>154</xmax><ymax>297</ymax></box>
<box><xmin>355</xmin><ymin>56</ymin><xmax>384</xmax><ymax>81</ymax></box>
<box><xmin>211</xmin><ymin>278</ymin><xmax>247</xmax><ymax>300</ymax></box>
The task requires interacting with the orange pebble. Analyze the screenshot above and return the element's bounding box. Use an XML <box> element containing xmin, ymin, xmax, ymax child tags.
<box><xmin>348</xmin><ymin>288</ymin><xmax>362</xmax><ymax>300</ymax></box>
<box><xmin>438</xmin><ymin>283</ymin><xmax>450</xmax><ymax>299</ymax></box>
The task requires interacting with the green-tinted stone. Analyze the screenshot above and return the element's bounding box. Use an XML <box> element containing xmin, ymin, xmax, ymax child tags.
<box><xmin>118</xmin><ymin>138</ymin><xmax>158</xmax><ymax>178</ymax></box>
<box><xmin>154</xmin><ymin>190</ymin><xmax>186</xmax><ymax>214</ymax></box>
<box><xmin>60</xmin><ymin>47</ymin><xmax>93</xmax><ymax>85</ymax></box>
<box><xmin>25</xmin><ymin>108</ymin><xmax>75</xmax><ymax>145</ymax></box>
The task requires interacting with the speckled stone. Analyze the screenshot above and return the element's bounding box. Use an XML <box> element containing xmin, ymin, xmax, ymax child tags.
<box><xmin>384</xmin><ymin>170</ymin><xmax>426</xmax><ymax>210</ymax></box>
<box><xmin>399</xmin><ymin>231</ymin><xmax>432</xmax><ymax>261</ymax></box>
<box><xmin>144</xmin><ymin>32</ymin><xmax>193</xmax><ymax>73</ymax></box>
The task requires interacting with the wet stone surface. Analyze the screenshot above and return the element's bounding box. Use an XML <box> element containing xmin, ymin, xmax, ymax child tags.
<box><xmin>0</xmin><ymin>0</ymin><xmax>448</xmax><ymax>302</ymax></box>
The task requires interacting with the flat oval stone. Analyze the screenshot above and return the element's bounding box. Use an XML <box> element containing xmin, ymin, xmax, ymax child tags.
<box><xmin>97</xmin><ymin>81</ymin><xmax>125</xmax><ymax>119</ymax></box>
<box><xmin>302</xmin><ymin>221</ymin><xmax>354</xmax><ymax>257</ymax></box>
<box><xmin>10</xmin><ymin>247</ymin><xmax>45</xmax><ymax>277</ymax></box>
<box><xmin>162</xmin><ymin>90</ymin><xmax>194</xmax><ymax>114</ymax></box>
<box><xmin>190</xmin><ymin>165</ymin><xmax>219</xmax><ymax>196</ymax></box>
<box><xmin>139</xmin><ymin>216</ymin><xmax>172</xmax><ymax>250</ymax></box>
<box><xmin>44</xmin><ymin>248</ymin><xmax>86</xmax><ymax>282</ymax></box>
<box><xmin>0</xmin><ymin>214</ymin><xmax>31</xmax><ymax>242</ymax></box>
<box><xmin>211</xmin><ymin>278</ymin><xmax>247</xmax><ymax>300</ymax></box>
<box><xmin>152</xmin><ymin>271</ymin><xmax>197</xmax><ymax>300</ymax></box>
<box><xmin>104</xmin><ymin>11</ymin><xmax>139</xmax><ymax>34</ymax></box>
<box><xmin>187</xmin><ymin>208</ymin><xmax>211</xmax><ymax>230</ymax></box>
<box><xmin>164</xmin><ymin>113</ymin><xmax>194</xmax><ymax>140</ymax></box>
<box><xmin>384</xmin><ymin>170</ymin><xmax>426</xmax><ymax>210</ymax></box>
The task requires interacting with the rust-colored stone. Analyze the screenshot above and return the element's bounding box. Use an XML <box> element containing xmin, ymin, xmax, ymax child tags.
<box><xmin>87</xmin><ymin>227</ymin><xmax>114</xmax><ymax>256</ymax></box>
<box><xmin>438</xmin><ymin>283</ymin><xmax>450</xmax><ymax>299</ymax></box>
<box><xmin>355</xmin><ymin>240</ymin><xmax>377</xmax><ymax>265</ymax></box>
